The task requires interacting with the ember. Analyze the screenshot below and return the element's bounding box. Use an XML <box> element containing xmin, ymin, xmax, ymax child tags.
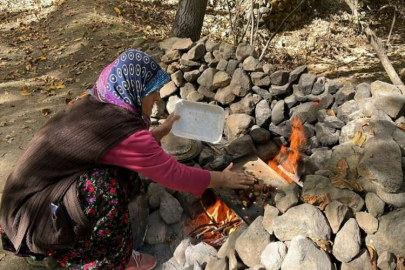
<box><xmin>268</xmin><ymin>118</ymin><xmax>306</xmax><ymax>186</ymax></box>
<box><xmin>185</xmin><ymin>196</ymin><xmax>243</xmax><ymax>248</ymax></box>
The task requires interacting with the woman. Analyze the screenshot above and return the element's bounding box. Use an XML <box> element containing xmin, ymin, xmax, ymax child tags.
<box><xmin>0</xmin><ymin>49</ymin><xmax>253</xmax><ymax>270</ymax></box>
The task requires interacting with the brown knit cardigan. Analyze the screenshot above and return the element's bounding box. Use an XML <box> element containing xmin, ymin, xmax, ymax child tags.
<box><xmin>0</xmin><ymin>97</ymin><xmax>146</xmax><ymax>254</ymax></box>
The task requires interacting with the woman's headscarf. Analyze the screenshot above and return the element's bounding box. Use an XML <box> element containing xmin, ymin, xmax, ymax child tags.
<box><xmin>89</xmin><ymin>49</ymin><xmax>170</xmax><ymax>114</ymax></box>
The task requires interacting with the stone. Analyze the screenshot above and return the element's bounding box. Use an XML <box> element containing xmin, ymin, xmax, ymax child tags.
<box><xmin>377</xmin><ymin>252</ymin><xmax>396</xmax><ymax>270</ymax></box>
<box><xmin>226</xmin><ymin>59</ymin><xmax>240</xmax><ymax>76</ymax></box>
<box><xmin>174</xmin><ymin>238</ymin><xmax>192</xmax><ymax>267</ymax></box>
<box><xmin>225</xmin><ymin>114</ymin><xmax>255</xmax><ymax>141</ymax></box>
<box><xmin>292</xmin><ymin>102</ymin><xmax>318</xmax><ymax>124</ymax></box>
<box><xmin>298</xmin><ymin>73</ymin><xmax>317</xmax><ymax>95</ymax></box>
<box><xmin>215</xmin><ymin>86</ymin><xmax>235</xmax><ymax>105</ymax></box>
<box><xmin>198</xmin><ymin>85</ymin><xmax>215</xmax><ymax>99</ymax></box>
<box><xmin>243</xmin><ymin>56</ymin><xmax>263</xmax><ymax>72</ymax></box>
<box><xmin>335</xmin><ymin>83</ymin><xmax>355</xmax><ymax>106</ymax></box>
<box><xmin>219</xmin><ymin>43</ymin><xmax>236</xmax><ymax>60</ymax></box>
<box><xmin>230</xmin><ymin>68</ymin><xmax>251</xmax><ymax>97</ymax></box>
<box><xmin>274</xmin><ymin>184</ymin><xmax>300</xmax><ymax>213</ymax></box>
<box><xmin>187</xmin><ymin>91</ymin><xmax>204</xmax><ymax>102</ymax></box>
<box><xmin>289</xmin><ymin>65</ymin><xmax>308</xmax><ymax>84</ymax></box>
<box><xmin>251</xmin><ymin>72</ymin><xmax>271</xmax><ymax>87</ymax></box>
<box><xmin>159</xmin><ymin>37</ymin><xmax>181</xmax><ymax>51</ymax></box>
<box><xmin>185</xmin><ymin>242</ymin><xmax>217</xmax><ymax>267</ymax></box>
<box><xmin>306</xmin><ymin>149</ymin><xmax>332</xmax><ymax>173</ymax></box>
<box><xmin>255</xmin><ymin>100</ymin><xmax>272</xmax><ymax>127</ymax></box>
<box><xmin>218</xmin><ymin>225</ymin><xmax>247</xmax><ymax>259</ymax></box>
<box><xmin>152</xmin><ymin>99</ymin><xmax>167</xmax><ymax>119</ymax></box>
<box><xmin>339</xmin><ymin>119</ymin><xmax>364</xmax><ymax>144</ymax></box>
<box><xmin>358</xmin><ymin>135</ymin><xmax>403</xmax><ymax>193</ymax></box>
<box><xmin>148</xmin><ymin>183</ymin><xmax>167</xmax><ymax>209</ymax></box>
<box><xmin>206</xmin><ymin>40</ymin><xmax>219</xmax><ymax>52</ymax></box>
<box><xmin>263</xmin><ymin>63</ymin><xmax>276</xmax><ymax>75</ymax></box>
<box><xmin>325</xmin><ymin>200</ymin><xmax>350</xmax><ymax>234</ymax></box>
<box><xmin>217</xmin><ymin>59</ymin><xmax>228</xmax><ymax>71</ymax></box>
<box><xmin>235</xmin><ymin>216</ymin><xmax>271</xmax><ymax>268</ymax></box>
<box><xmin>180</xmin><ymin>59</ymin><xmax>201</xmax><ymax>67</ymax></box>
<box><xmin>250</xmin><ymin>126</ymin><xmax>271</xmax><ymax>144</ymax></box>
<box><xmin>262</xmin><ymin>205</ymin><xmax>280</xmax><ymax>235</ymax></box>
<box><xmin>161</xmin><ymin>81</ymin><xmax>178</xmax><ymax>98</ymax></box>
<box><xmin>281</xmin><ymin>235</ymin><xmax>333</xmax><ymax>270</ymax></box>
<box><xmin>198</xmin><ymin>146</ymin><xmax>215</xmax><ymax>167</ymax></box>
<box><xmin>171</xmin><ymin>70</ymin><xmax>184</xmax><ymax>87</ymax></box>
<box><xmin>355</xmin><ymin>212</ymin><xmax>379</xmax><ymax>234</ymax></box>
<box><xmin>324</xmin><ymin>116</ymin><xmax>345</xmax><ymax>129</ymax></box>
<box><xmin>366</xmin><ymin>208</ymin><xmax>405</xmax><ymax>258</ymax></box>
<box><xmin>197</xmin><ymin>68</ymin><xmax>217</xmax><ymax>90</ymax></box>
<box><xmin>326</xmin><ymin>80</ymin><xmax>344</xmax><ymax>94</ymax></box>
<box><xmin>273</xmin><ymin>204</ymin><xmax>332</xmax><ymax>241</ymax></box>
<box><xmin>236</xmin><ymin>43</ymin><xmax>257</xmax><ymax>61</ymax></box>
<box><xmin>354</xmin><ymin>82</ymin><xmax>371</xmax><ymax>104</ymax></box>
<box><xmin>371</xmin><ymin>80</ymin><xmax>403</xmax><ymax>96</ymax></box>
<box><xmin>337</xmin><ymin>100</ymin><xmax>360</xmax><ymax>123</ymax></box>
<box><xmin>312</xmin><ymin>77</ymin><xmax>326</xmax><ymax>95</ymax></box>
<box><xmin>269</xmin><ymin>121</ymin><xmax>291</xmax><ymax>139</ymax></box>
<box><xmin>204</xmin><ymin>52</ymin><xmax>215</xmax><ymax>65</ymax></box>
<box><xmin>270</xmin><ymin>71</ymin><xmax>290</xmax><ymax>86</ymax></box>
<box><xmin>333</xmin><ymin>218</ymin><xmax>361</xmax><ymax>263</ymax></box>
<box><xmin>256</xmin><ymin>141</ymin><xmax>279</xmax><ymax>161</ymax></box>
<box><xmin>162</xmin><ymin>50</ymin><xmax>181</xmax><ymax>64</ymax></box>
<box><xmin>284</xmin><ymin>95</ymin><xmax>297</xmax><ymax>108</ymax></box>
<box><xmin>341</xmin><ymin>249</ymin><xmax>373</xmax><ymax>270</ymax></box>
<box><xmin>172</xmin><ymin>38</ymin><xmax>194</xmax><ymax>50</ymax></box>
<box><xmin>225</xmin><ymin>135</ymin><xmax>257</xmax><ymax>157</ymax></box>
<box><xmin>302</xmin><ymin>175</ymin><xmax>364</xmax><ymax>212</ymax></box>
<box><xmin>212</xmin><ymin>71</ymin><xmax>231</xmax><ymax>88</ymax></box>
<box><xmin>183</xmin><ymin>43</ymin><xmax>206</xmax><ymax>60</ymax></box>
<box><xmin>252</xmin><ymin>86</ymin><xmax>272</xmax><ymax>100</ymax></box>
<box><xmin>315</xmin><ymin>123</ymin><xmax>340</xmax><ymax>146</ymax></box>
<box><xmin>270</xmin><ymin>83</ymin><xmax>292</xmax><ymax>97</ymax></box>
<box><xmin>184</xmin><ymin>70</ymin><xmax>200</xmax><ymax>82</ymax></box>
<box><xmin>160</xmin><ymin>193</ymin><xmax>183</xmax><ymax>225</ymax></box>
<box><xmin>261</xmin><ymin>242</ymin><xmax>287</xmax><ymax>270</ymax></box>
<box><xmin>271</xmin><ymin>100</ymin><xmax>286</xmax><ymax>125</ymax></box>
<box><xmin>205</xmin><ymin>258</ymin><xmax>226</xmax><ymax>270</ymax></box>
<box><xmin>167</xmin><ymin>95</ymin><xmax>181</xmax><ymax>114</ymax></box>
<box><xmin>145</xmin><ymin>210</ymin><xmax>169</xmax><ymax>244</ymax></box>
<box><xmin>328</xmin><ymin>143</ymin><xmax>363</xmax><ymax>181</ymax></box>
<box><xmin>230</xmin><ymin>94</ymin><xmax>256</xmax><ymax>115</ymax></box>
<box><xmin>373</xmin><ymin>93</ymin><xmax>405</xmax><ymax>119</ymax></box>
<box><xmin>180</xmin><ymin>83</ymin><xmax>196</xmax><ymax>99</ymax></box>
<box><xmin>365</xmin><ymin>192</ymin><xmax>385</xmax><ymax>217</ymax></box>
<box><xmin>393</xmin><ymin>127</ymin><xmax>405</xmax><ymax>154</ymax></box>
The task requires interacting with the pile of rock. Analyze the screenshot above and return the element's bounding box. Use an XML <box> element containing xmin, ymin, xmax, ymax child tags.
<box><xmin>136</xmin><ymin>37</ymin><xmax>405</xmax><ymax>269</ymax></box>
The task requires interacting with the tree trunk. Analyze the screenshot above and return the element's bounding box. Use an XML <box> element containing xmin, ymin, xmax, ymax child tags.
<box><xmin>343</xmin><ymin>0</ymin><xmax>404</xmax><ymax>85</ymax></box>
<box><xmin>171</xmin><ymin>0</ymin><xmax>208</xmax><ymax>42</ymax></box>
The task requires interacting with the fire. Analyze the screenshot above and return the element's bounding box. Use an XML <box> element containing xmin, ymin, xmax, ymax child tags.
<box><xmin>185</xmin><ymin>197</ymin><xmax>242</xmax><ymax>247</ymax></box>
<box><xmin>268</xmin><ymin>118</ymin><xmax>306</xmax><ymax>184</ymax></box>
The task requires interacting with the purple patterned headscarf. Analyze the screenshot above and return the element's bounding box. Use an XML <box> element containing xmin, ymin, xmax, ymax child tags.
<box><xmin>89</xmin><ymin>49</ymin><xmax>170</xmax><ymax>113</ymax></box>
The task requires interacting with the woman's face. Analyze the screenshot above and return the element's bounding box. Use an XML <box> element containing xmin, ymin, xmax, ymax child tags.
<box><xmin>141</xmin><ymin>91</ymin><xmax>161</xmax><ymax>117</ymax></box>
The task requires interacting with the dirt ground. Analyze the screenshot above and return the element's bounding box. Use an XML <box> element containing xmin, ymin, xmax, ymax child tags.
<box><xmin>0</xmin><ymin>0</ymin><xmax>404</xmax><ymax>268</ymax></box>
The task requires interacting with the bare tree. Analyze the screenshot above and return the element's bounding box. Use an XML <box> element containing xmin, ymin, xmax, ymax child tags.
<box><xmin>171</xmin><ymin>0</ymin><xmax>209</xmax><ymax>42</ymax></box>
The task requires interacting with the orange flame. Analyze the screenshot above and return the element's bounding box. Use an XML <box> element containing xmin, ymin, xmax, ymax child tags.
<box><xmin>268</xmin><ymin>118</ymin><xmax>307</xmax><ymax>183</ymax></box>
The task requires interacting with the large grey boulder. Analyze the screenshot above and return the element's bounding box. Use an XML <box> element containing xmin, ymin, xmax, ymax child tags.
<box><xmin>236</xmin><ymin>43</ymin><xmax>257</xmax><ymax>61</ymax></box>
<box><xmin>215</xmin><ymin>86</ymin><xmax>235</xmax><ymax>105</ymax></box>
<box><xmin>366</xmin><ymin>208</ymin><xmax>405</xmax><ymax>258</ymax></box>
<box><xmin>197</xmin><ymin>68</ymin><xmax>217</xmax><ymax>90</ymax></box>
<box><xmin>230</xmin><ymin>68</ymin><xmax>252</xmax><ymax>97</ymax></box>
<box><xmin>358</xmin><ymin>135</ymin><xmax>403</xmax><ymax>193</ymax></box>
<box><xmin>281</xmin><ymin>235</ymin><xmax>333</xmax><ymax>270</ymax></box>
<box><xmin>325</xmin><ymin>200</ymin><xmax>350</xmax><ymax>234</ymax></box>
<box><xmin>341</xmin><ymin>249</ymin><xmax>373</xmax><ymax>270</ymax></box>
<box><xmin>235</xmin><ymin>216</ymin><xmax>271</xmax><ymax>268</ymax></box>
<box><xmin>273</xmin><ymin>204</ymin><xmax>332</xmax><ymax>241</ymax></box>
<box><xmin>373</xmin><ymin>93</ymin><xmax>405</xmax><ymax>119</ymax></box>
<box><xmin>225</xmin><ymin>114</ymin><xmax>255</xmax><ymax>141</ymax></box>
<box><xmin>255</xmin><ymin>100</ymin><xmax>272</xmax><ymax>127</ymax></box>
<box><xmin>261</xmin><ymin>242</ymin><xmax>287</xmax><ymax>270</ymax></box>
<box><xmin>355</xmin><ymin>212</ymin><xmax>378</xmax><ymax>234</ymax></box>
<box><xmin>365</xmin><ymin>192</ymin><xmax>385</xmax><ymax>217</ymax></box>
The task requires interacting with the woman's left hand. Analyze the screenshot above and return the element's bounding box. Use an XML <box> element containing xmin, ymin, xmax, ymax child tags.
<box><xmin>152</xmin><ymin>113</ymin><xmax>181</xmax><ymax>141</ymax></box>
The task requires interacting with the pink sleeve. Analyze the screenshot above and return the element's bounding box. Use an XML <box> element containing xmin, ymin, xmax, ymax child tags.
<box><xmin>100</xmin><ymin>130</ymin><xmax>211</xmax><ymax>197</ymax></box>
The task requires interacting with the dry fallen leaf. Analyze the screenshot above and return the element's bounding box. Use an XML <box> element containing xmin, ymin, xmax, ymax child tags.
<box><xmin>41</xmin><ymin>109</ymin><xmax>51</xmax><ymax>116</ymax></box>
<box><xmin>330</xmin><ymin>158</ymin><xmax>363</xmax><ymax>192</ymax></box>
<box><xmin>301</xmin><ymin>194</ymin><xmax>331</xmax><ymax>210</ymax></box>
<box><xmin>20</xmin><ymin>87</ymin><xmax>32</xmax><ymax>96</ymax></box>
<box><xmin>398</xmin><ymin>257</ymin><xmax>405</xmax><ymax>270</ymax></box>
<box><xmin>114</xmin><ymin>7</ymin><xmax>122</xmax><ymax>15</ymax></box>
<box><xmin>351</xmin><ymin>131</ymin><xmax>367</xmax><ymax>147</ymax></box>
<box><xmin>38</xmin><ymin>55</ymin><xmax>47</xmax><ymax>61</ymax></box>
<box><xmin>0</xmin><ymin>253</ymin><xmax>5</xmax><ymax>261</ymax></box>
<box><xmin>312</xmin><ymin>238</ymin><xmax>333</xmax><ymax>253</ymax></box>
<box><xmin>366</xmin><ymin>244</ymin><xmax>378</xmax><ymax>270</ymax></box>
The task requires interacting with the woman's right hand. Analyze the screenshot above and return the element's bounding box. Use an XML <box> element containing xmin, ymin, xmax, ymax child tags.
<box><xmin>208</xmin><ymin>163</ymin><xmax>255</xmax><ymax>189</ymax></box>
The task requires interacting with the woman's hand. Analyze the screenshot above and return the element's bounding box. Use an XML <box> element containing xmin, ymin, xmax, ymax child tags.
<box><xmin>151</xmin><ymin>113</ymin><xmax>181</xmax><ymax>141</ymax></box>
<box><xmin>209</xmin><ymin>163</ymin><xmax>255</xmax><ymax>189</ymax></box>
